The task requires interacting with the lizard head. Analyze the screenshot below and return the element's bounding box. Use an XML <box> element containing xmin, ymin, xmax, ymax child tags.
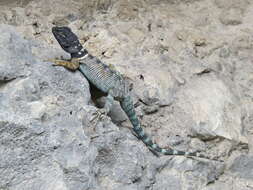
<box><xmin>52</xmin><ymin>26</ymin><xmax>87</xmax><ymax>58</ymax></box>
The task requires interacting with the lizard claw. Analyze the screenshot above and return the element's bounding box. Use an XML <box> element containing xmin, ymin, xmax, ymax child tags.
<box><xmin>43</xmin><ymin>59</ymin><xmax>63</xmax><ymax>66</ymax></box>
<box><xmin>90</xmin><ymin>108</ymin><xmax>108</xmax><ymax>124</ymax></box>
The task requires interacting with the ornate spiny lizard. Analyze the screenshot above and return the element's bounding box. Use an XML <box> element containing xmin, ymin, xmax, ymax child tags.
<box><xmin>49</xmin><ymin>26</ymin><xmax>219</xmax><ymax>161</ymax></box>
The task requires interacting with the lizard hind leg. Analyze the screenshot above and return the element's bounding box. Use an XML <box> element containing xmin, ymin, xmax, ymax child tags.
<box><xmin>102</xmin><ymin>92</ymin><xmax>114</xmax><ymax>114</ymax></box>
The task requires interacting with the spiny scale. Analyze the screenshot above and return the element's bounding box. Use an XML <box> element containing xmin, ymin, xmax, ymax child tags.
<box><xmin>78</xmin><ymin>55</ymin><xmax>128</xmax><ymax>97</ymax></box>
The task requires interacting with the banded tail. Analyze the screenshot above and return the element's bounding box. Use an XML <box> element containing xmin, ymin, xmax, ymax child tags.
<box><xmin>120</xmin><ymin>96</ymin><xmax>217</xmax><ymax>161</ymax></box>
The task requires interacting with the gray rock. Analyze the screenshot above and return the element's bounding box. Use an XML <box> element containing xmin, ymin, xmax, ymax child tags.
<box><xmin>0</xmin><ymin>24</ymin><xmax>97</xmax><ymax>190</ymax></box>
<box><xmin>214</xmin><ymin>0</ymin><xmax>249</xmax><ymax>10</ymax></box>
<box><xmin>229</xmin><ymin>155</ymin><xmax>253</xmax><ymax>179</ymax></box>
<box><xmin>0</xmin><ymin>24</ymin><xmax>34</xmax><ymax>81</ymax></box>
<box><xmin>173</xmin><ymin>73</ymin><xmax>247</xmax><ymax>143</ymax></box>
<box><xmin>142</xmin><ymin>105</ymin><xmax>159</xmax><ymax>114</ymax></box>
<box><xmin>153</xmin><ymin>173</ymin><xmax>181</xmax><ymax>190</ymax></box>
<box><xmin>231</xmin><ymin>35</ymin><xmax>253</xmax><ymax>53</ymax></box>
<box><xmin>219</xmin><ymin>8</ymin><xmax>243</xmax><ymax>26</ymax></box>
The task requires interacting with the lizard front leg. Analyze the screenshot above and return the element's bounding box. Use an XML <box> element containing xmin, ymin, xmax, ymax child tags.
<box><xmin>46</xmin><ymin>58</ymin><xmax>80</xmax><ymax>71</ymax></box>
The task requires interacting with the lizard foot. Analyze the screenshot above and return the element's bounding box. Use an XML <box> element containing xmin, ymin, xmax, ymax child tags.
<box><xmin>90</xmin><ymin>108</ymin><xmax>108</xmax><ymax>125</ymax></box>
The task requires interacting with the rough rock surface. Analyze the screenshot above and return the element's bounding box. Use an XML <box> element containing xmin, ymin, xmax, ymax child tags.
<box><xmin>0</xmin><ymin>0</ymin><xmax>253</xmax><ymax>189</ymax></box>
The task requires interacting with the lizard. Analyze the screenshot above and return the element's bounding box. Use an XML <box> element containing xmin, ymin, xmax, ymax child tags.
<box><xmin>49</xmin><ymin>26</ymin><xmax>219</xmax><ymax>161</ymax></box>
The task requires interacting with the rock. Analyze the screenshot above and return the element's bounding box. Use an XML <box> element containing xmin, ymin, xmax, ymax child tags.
<box><xmin>176</xmin><ymin>29</ymin><xmax>207</xmax><ymax>47</ymax></box>
<box><xmin>201</xmin><ymin>155</ymin><xmax>253</xmax><ymax>190</ymax></box>
<box><xmin>0</xmin><ymin>24</ymin><xmax>97</xmax><ymax>190</ymax></box>
<box><xmin>83</xmin><ymin>29</ymin><xmax>120</xmax><ymax>58</ymax></box>
<box><xmin>231</xmin><ymin>35</ymin><xmax>253</xmax><ymax>53</ymax></box>
<box><xmin>114</xmin><ymin>0</ymin><xmax>144</xmax><ymax>21</ymax></box>
<box><xmin>173</xmin><ymin>73</ymin><xmax>247</xmax><ymax>143</ymax></box>
<box><xmin>229</xmin><ymin>155</ymin><xmax>253</xmax><ymax>179</ymax></box>
<box><xmin>152</xmin><ymin>157</ymin><xmax>224</xmax><ymax>189</ymax></box>
<box><xmin>128</xmin><ymin>57</ymin><xmax>178</xmax><ymax>106</ymax></box>
<box><xmin>153</xmin><ymin>173</ymin><xmax>182</xmax><ymax>190</ymax></box>
<box><xmin>142</xmin><ymin>105</ymin><xmax>159</xmax><ymax>114</ymax></box>
<box><xmin>214</xmin><ymin>0</ymin><xmax>249</xmax><ymax>10</ymax></box>
<box><xmin>126</xmin><ymin>27</ymin><xmax>146</xmax><ymax>44</ymax></box>
<box><xmin>219</xmin><ymin>46</ymin><xmax>230</xmax><ymax>58</ymax></box>
<box><xmin>0</xmin><ymin>24</ymin><xmax>34</xmax><ymax>81</ymax></box>
<box><xmin>219</xmin><ymin>8</ymin><xmax>243</xmax><ymax>26</ymax></box>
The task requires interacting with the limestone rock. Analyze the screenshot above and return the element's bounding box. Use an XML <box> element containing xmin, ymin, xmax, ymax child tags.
<box><xmin>174</xmin><ymin>74</ymin><xmax>247</xmax><ymax>143</ymax></box>
<box><xmin>219</xmin><ymin>8</ymin><xmax>243</xmax><ymax>26</ymax></box>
